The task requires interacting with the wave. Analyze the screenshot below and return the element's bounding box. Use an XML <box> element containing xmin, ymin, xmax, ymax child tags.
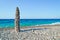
<box><xmin>35</xmin><ymin>22</ymin><xmax>60</xmax><ymax>26</ymax></box>
<box><xmin>49</xmin><ymin>22</ymin><xmax>60</xmax><ymax>25</ymax></box>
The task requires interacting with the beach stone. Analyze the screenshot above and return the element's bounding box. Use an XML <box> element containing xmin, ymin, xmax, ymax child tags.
<box><xmin>0</xmin><ymin>27</ymin><xmax>60</xmax><ymax>40</ymax></box>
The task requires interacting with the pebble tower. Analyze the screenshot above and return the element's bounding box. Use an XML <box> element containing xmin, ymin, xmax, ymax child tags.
<box><xmin>15</xmin><ymin>7</ymin><xmax>20</xmax><ymax>32</ymax></box>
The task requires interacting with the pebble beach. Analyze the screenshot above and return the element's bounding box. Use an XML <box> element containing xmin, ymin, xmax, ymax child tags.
<box><xmin>0</xmin><ymin>25</ymin><xmax>60</xmax><ymax>40</ymax></box>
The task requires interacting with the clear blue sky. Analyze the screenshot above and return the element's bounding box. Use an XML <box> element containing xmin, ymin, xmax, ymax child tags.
<box><xmin>0</xmin><ymin>0</ymin><xmax>20</xmax><ymax>19</ymax></box>
<box><xmin>0</xmin><ymin>0</ymin><xmax>60</xmax><ymax>19</ymax></box>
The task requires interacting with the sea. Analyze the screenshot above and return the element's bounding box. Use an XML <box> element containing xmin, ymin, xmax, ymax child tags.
<box><xmin>0</xmin><ymin>19</ymin><xmax>60</xmax><ymax>28</ymax></box>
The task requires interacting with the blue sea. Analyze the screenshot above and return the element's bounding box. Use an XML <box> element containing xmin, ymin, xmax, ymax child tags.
<box><xmin>0</xmin><ymin>19</ymin><xmax>60</xmax><ymax>28</ymax></box>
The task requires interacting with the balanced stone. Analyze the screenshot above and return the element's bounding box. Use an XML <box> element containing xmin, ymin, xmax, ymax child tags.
<box><xmin>15</xmin><ymin>7</ymin><xmax>20</xmax><ymax>32</ymax></box>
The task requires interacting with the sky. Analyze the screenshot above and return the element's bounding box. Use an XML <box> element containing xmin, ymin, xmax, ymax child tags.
<box><xmin>0</xmin><ymin>0</ymin><xmax>20</xmax><ymax>19</ymax></box>
<box><xmin>0</xmin><ymin>0</ymin><xmax>60</xmax><ymax>19</ymax></box>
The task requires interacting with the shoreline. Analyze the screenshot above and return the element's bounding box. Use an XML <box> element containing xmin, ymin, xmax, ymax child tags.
<box><xmin>0</xmin><ymin>24</ymin><xmax>60</xmax><ymax>31</ymax></box>
<box><xmin>20</xmin><ymin>24</ymin><xmax>60</xmax><ymax>31</ymax></box>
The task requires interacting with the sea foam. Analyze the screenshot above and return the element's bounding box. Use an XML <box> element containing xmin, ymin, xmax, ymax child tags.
<box><xmin>35</xmin><ymin>22</ymin><xmax>60</xmax><ymax>26</ymax></box>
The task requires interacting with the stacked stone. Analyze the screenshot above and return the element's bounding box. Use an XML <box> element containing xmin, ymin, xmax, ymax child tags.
<box><xmin>15</xmin><ymin>7</ymin><xmax>20</xmax><ymax>32</ymax></box>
